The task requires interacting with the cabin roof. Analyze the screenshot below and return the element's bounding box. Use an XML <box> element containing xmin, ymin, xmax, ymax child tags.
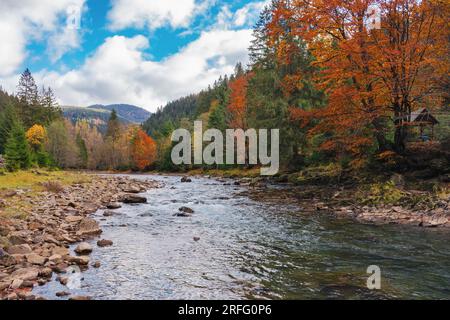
<box><xmin>409</xmin><ymin>108</ymin><xmax>439</xmax><ymax>125</ymax></box>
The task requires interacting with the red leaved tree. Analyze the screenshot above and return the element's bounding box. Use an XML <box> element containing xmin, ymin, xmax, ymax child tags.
<box><xmin>131</xmin><ymin>128</ymin><xmax>157</xmax><ymax>171</ymax></box>
<box><xmin>227</xmin><ymin>74</ymin><xmax>252</xmax><ymax>129</ymax></box>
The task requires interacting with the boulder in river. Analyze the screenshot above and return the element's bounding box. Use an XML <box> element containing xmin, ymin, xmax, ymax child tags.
<box><xmin>97</xmin><ymin>239</ymin><xmax>113</xmax><ymax>247</ymax></box>
<box><xmin>103</xmin><ymin>210</ymin><xmax>116</xmax><ymax>217</ymax></box>
<box><xmin>175</xmin><ymin>207</ymin><xmax>194</xmax><ymax>217</ymax></box>
<box><xmin>181</xmin><ymin>177</ymin><xmax>192</xmax><ymax>183</ymax></box>
<box><xmin>106</xmin><ymin>202</ymin><xmax>122</xmax><ymax>209</ymax></box>
<box><xmin>56</xmin><ymin>291</ymin><xmax>71</xmax><ymax>297</ymax></box>
<box><xmin>179</xmin><ymin>207</ymin><xmax>194</xmax><ymax>214</ymax></box>
<box><xmin>74</xmin><ymin>242</ymin><xmax>93</xmax><ymax>255</ymax></box>
<box><xmin>121</xmin><ymin>195</ymin><xmax>147</xmax><ymax>204</ymax></box>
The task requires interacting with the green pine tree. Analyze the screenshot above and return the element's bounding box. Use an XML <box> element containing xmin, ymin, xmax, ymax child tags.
<box><xmin>4</xmin><ymin>122</ymin><xmax>32</xmax><ymax>171</ymax></box>
<box><xmin>0</xmin><ymin>101</ymin><xmax>19</xmax><ymax>154</ymax></box>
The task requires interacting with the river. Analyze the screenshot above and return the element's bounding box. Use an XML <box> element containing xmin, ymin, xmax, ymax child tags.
<box><xmin>33</xmin><ymin>174</ymin><xmax>450</xmax><ymax>300</ymax></box>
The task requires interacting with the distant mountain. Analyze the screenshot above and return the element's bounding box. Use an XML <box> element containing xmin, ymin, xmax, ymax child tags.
<box><xmin>88</xmin><ymin>104</ymin><xmax>151</xmax><ymax>124</ymax></box>
<box><xmin>62</xmin><ymin>104</ymin><xmax>151</xmax><ymax>132</ymax></box>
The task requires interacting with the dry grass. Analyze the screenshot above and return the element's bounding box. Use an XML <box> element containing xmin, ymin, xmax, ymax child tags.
<box><xmin>0</xmin><ymin>170</ymin><xmax>92</xmax><ymax>192</ymax></box>
<box><xmin>41</xmin><ymin>181</ymin><xmax>65</xmax><ymax>193</ymax></box>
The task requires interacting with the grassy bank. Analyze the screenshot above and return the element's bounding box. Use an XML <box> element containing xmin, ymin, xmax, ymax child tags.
<box><xmin>0</xmin><ymin>170</ymin><xmax>92</xmax><ymax>192</ymax></box>
<box><xmin>0</xmin><ymin>170</ymin><xmax>93</xmax><ymax>219</ymax></box>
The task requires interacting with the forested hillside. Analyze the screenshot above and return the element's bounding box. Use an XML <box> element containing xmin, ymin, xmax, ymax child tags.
<box><xmin>89</xmin><ymin>104</ymin><xmax>151</xmax><ymax>124</ymax></box>
<box><xmin>143</xmin><ymin>0</ymin><xmax>450</xmax><ymax>179</ymax></box>
<box><xmin>0</xmin><ymin>70</ymin><xmax>156</xmax><ymax>172</ymax></box>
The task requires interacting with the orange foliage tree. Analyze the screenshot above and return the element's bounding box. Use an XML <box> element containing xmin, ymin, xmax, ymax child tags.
<box><xmin>227</xmin><ymin>74</ymin><xmax>252</xmax><ymax>129</ymax></box>
<box><xmin>131</xmin><ymin>128</ymin><xmax>157</xmax><ymax>170</ymax></box>
<box><xmin>268</xmin><ymin>0</ymin><xmax>449</xmax><ymax>158</ymax></box>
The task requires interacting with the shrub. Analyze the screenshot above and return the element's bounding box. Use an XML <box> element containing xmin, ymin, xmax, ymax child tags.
<box><xmin>41</xmin><ymin>181</ymin><xmax>64</xmax><ymax>193</ymax></box>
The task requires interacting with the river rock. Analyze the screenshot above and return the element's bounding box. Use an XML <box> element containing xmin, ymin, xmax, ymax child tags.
<box><xmin>103</xmin><ymin>210</ymin><xmax>117</xmax><ymax>217</ymax></box>
<box><xmin>179</xmin><ymin>207</ymin><xmax>194</xmax><ymax>214</ymax></box>
<box><xmin>422</xmin><ymin>215</ymin><xmax>449</xmax><ymax>228</ymax></box>
<box><xmin>10</xmin><ymin>267</ymin><xmax>39</xmax><ymax>281</ymax></box>
<box><xmin>7</xmin><ymin>244</ymin><xmax>32</xmax><ymax>255</ymax></box>
<box><xmin>106</xmin><ymin>202</ymin><xmax>122</xmax><ymax>209</ymax></box>
<box><xmin>175</xmin><ymin>206</ymin><xmax>194</xmax><ymax>217</ymax></box>
<box><xmin>193</xmin><ymin>237</ymin><xmax>200</xmax><ymax>242</ymax></box>
<box><xmin>77</xmin><ymin>218</ymin><xmax>102</xmax><ymax>236</ymax></box>
<box><xmin>65</xmin><ymin>216</ymin><xmax>83</xmax><ymax>223</ymax></box>
<box><xmin>75</xmin><ymin>242</ymin><xmax>93</xmax><ymax>255</ymax></box>
<box><xmin>92</xmin><ymin>261</ymin><xmax>101</xmax><ymax>268</ymax></box>
<box><xmin>0</xmin><ymin>281</ymin><xmax>10</xmax><ymax>291</ymax></box>
<box><xmin>57</xmin><ymin>276</ymin><xmax>69</xmax><ymax>285</ymax></box>
<box><xmin>0</xmin><ymin>249</ymin><xmax>17</xmax><ymax>267</ymax></box>
<box><xmin>56</xmin><ymin>291</ymin><xmax>71</xmax><ymax>297</ymax></box>
<box><xmin>181</xmin><ymin>177</ymin><xmax>192</xmax><ymax>183</ymax></box>
<box><xmin>52</xmin><ymin>263</ymin><xmax>69</xmax><ymax>274</ymax></box>
<box><xmin>10</xmin><ymin>279</ymin><xmax>23</xmax><ymax>289</ymax></box>
<box><xmin>39</xmin><ymin>267</ymin><xmax>53</xmax><ymax>278</ymax></box>
<box><xmin>69</xmin><ymin>295</ymin><xmax>92</xmax><ymax>301</ymax></box>
<box><xmin>121</xmin><ymin>195</ymin><xmax>147</xmax><ymax>204</ymax></box>
<box><xmin>8</xmin><ymin>235</ymin><xmax>27</xmax><ymax>245</ymax></box>
<box><xmin>48</xmin><ymin>254</ymin><xmax>63</xmax><ymax>263</ymax></box>
<box><xmin>67</xmin><ymin>255</ymin><xmax>90</xmax><ymax>266</ymax></box>
<box><xmin>121</xmin><ymin>185</ymin><xmax>141</xmax><ymax>193</ymax></box>
<box><xmin>52</xmin><ymin>246</ymin><xmax>70</xmax><ymax>257</ymax></box>
<box><xmin>97</xmin><ymin>239</ymin><xmax>113</xmax><ymax>247</ymax></box>
<box><xmin>26</xmin><ymin>253</ymin><xmax>47</xmax><ymax>265</ymax></box>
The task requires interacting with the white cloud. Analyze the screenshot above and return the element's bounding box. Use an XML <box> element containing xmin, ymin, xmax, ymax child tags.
<box><xmin>107</xmin><ymin>0</ymin><xmax>210</xmax><ymax>31</ymax></box>
<box><xmin>1</xmin><ymin>1</ymin><xmax>270</xmax><ymax>112</ymax></box>
<box><xmin>31</xmin><ymin>30</ymin><xmax>252</xmax><ymax>111</ymax></box>
<box><xmin>216</xmin><ymin>1</ymin><xmax>270</xmax><ymax>30</ymax></box>
<box><xmin>0</xmin><ymin>0</ymin><xmax>86</xmax><ymax>76</ymax></box>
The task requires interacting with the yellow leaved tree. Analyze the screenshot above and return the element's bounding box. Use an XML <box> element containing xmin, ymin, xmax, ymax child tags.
<box><xmin>26</xmin><ymin>124</ymin><xmax>47</xmax><ymax>151</ymax></box>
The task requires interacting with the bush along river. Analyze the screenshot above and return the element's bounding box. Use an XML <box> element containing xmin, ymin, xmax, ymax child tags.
<box><xmin>32</xmin><ymin>175</ymin><xmax>450</xmax><ymax>300</ymax></box>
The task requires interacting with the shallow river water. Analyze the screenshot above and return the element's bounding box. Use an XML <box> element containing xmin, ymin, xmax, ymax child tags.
<box><xmin>34</xmin><ymin>175</ymin><xmax>450</xmax><ymax>300</ymax></box>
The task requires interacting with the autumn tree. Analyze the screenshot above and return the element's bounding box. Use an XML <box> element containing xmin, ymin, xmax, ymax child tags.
<box><xmin>45</xmin><ymin>120</ymin><xmax>80</xmax><ymax>168</ymax></box>
<box><xmin>227</xmin><ymin>74</ymin><xmax>251</xmax><ymax>129</ymax></box>
<box><xmin>269</xmin><ymin>0</ymin><xmax>449</xmax><ymax>159</ymax></box>
<box><xmin>131</xmin><ymin>128</ymin><xmax>157</xmax><ymax>171</ymax></box>
<box><xmin>26</xmin><ymin>124</ymin><xmax>47</xmax><ymax>151</ymax></box>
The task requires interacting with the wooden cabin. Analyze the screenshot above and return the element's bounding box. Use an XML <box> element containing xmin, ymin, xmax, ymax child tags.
<box><xmin>407</xmin><ymin>108</ymin><xmax>439</xmax><ymax>141</ymax></box>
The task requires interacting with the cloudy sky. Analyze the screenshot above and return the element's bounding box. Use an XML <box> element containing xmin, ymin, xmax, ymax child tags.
<box><xmin>0</xmin><ymin>0</ymin><xmax>269</xmax><ymax>111</ymax></box>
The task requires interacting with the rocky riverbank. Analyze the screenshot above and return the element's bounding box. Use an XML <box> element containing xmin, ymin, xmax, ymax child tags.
<box><xmin>0</xmin><ymin>175</ymin><xmax>159</xmax><ymax>300</ymax></box>
<box><xmin>233</xmin><ymin>177</ymin><xmax>450</xmax><ymax>228</ymax></box>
